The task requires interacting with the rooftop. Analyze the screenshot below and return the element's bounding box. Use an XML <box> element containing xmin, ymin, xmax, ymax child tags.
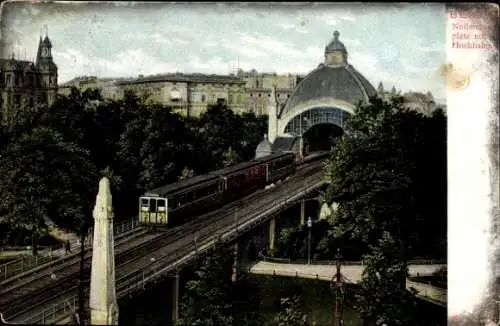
<box><xmin>115</xmin><ymin>73</ymin><xmax>246</xmax><ymax>86</ymax></box>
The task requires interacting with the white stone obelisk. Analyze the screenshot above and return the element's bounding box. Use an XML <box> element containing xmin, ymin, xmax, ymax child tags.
<box><xmin>89</xmin><ymin>177</ymin><xmax>119</xmax><ymax>325</ymax></box>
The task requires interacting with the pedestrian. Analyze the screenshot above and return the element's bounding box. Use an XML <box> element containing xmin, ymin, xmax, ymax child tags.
<box><xmin>65</xmin><ymin>240</ymin><xmax>71</xmax><ymax>254</ymax></box>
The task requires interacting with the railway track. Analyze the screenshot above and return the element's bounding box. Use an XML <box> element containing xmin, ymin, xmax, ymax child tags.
<box><xmin>0</xmin><ymin>231</ymin><xmax>160</xmax><ymax>317</ymax></box>
<box><xmin>6</xmin><ymin>162</ymin><xmax>327</xmax><ymax>324</ymax></box>
<box><xmin>0</xmin><ymin>217</ymin><xmax>145</xmax><ymax>284</ymax></box>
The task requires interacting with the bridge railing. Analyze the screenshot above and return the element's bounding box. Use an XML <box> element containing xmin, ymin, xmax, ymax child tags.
<box><xmin>406</xmin><ymin>280</ymin><xmax>447</xmax><ymax>304</ymax></box>
<box><xmin>257</xmin><ymin>251</ymin><xmax>446</xmax><ymax>266</ymax></box>
<box><xmin>13</xmin><ymin>172</ymin><xmax>326</xmax><ymax>324</ymax></box>
<box><xmin>18</xmin><ymin>291</ymin><xmax>86</xmax><ymax>325</ymax></box>
<box><xmin>0</xmin><ymin>217</ymin><xmax>141</xmax><ymax>283</ymax></box>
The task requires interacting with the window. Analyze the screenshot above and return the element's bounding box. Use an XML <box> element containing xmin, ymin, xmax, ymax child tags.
<box><xmin>201</xmin><ymin>94</ymin><xmax>206</xmax><ymax>102</ymax></box>
<box><xmin>258</xmin><ymin>93</ymin><xmax>261</xmax><ymax>97</ymax></box>
<box><xmin>150</xmin><ymin>198</ymin><xmax>157</xmax><ymax>213</ymax></box>
<box><xmin>250</xmin><ymin>93</ymin><xmax>253</xmax><ymax>97</ymax></box>
<box><xmin>140</xmin><ymin>198</ymin><xmax>150</xmax><ymax>212</ymax></box>
<box><xmin>29</xmin><ymin>97</ymin><xmax>34</xmax><ymax>107</ymax></box>
<box><xmin>157</xmin><ymin>199</ymin><xmax>166</xmax><ymax>212</ymax></box>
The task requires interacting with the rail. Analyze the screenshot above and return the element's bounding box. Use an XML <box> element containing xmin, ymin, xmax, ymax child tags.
<box><xmin>10</xmin><ymin>171</ymin><xmax>325</xmax><ymax>324</ymax></box>
<box><xmin>0</xmin><ymin>217</ymin><xmax>141</xmax><ymax>283</ymax></box>
<box><xmin>0</xmin><ymin>158</ymin><xmax>326</xmax><ymax>285</ymax></box>
<box><xmin>14</xmin><ymin>172</ymin><xmax>326</xmax><ymax>324</ymax></box>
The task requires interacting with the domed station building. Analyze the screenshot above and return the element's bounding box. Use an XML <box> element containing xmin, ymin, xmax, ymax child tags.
<box><xmin>256</xmin><ymin>31</ymin><xmax>377</xmax><ymax>158</ymax></box>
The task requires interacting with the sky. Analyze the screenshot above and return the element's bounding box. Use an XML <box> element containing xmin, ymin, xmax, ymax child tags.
<box><xmin>1</xmin><ymin>2</ymin><xmax>447</xmax><ymax>102</ymax></box>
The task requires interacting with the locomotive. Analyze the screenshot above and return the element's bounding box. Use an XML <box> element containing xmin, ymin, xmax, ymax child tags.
<box><xmin>139</xmin><ymin>151</ymin><xmax>328</xmax><ymax>227</ymax></box>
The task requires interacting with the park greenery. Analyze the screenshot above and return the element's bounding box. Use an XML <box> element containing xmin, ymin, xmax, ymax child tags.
<box><xmin>0</xmin><ymin>88</ymin><xmax>447</xmax><ymax>324</ymax></box>
<box><xmin>272</xmin><ymin>95</ymin><xmax>447</xmax><ymax>325</ymax></box>
<box><xmin>176</xmin><ymin>94</ymin><xmax>447</xmax><ymax>326</ymax></box>
<box><xmin>0</xmin><ymin>87</ymin><xmax>266</xmax><ymax>249</ymax></box>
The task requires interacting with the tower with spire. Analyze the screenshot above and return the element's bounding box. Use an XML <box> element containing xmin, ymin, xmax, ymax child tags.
<box><xmin>35</xmin><ymin>26</ymin><xmax>58</xmax><ymax>105</ymax></box>
<box><xmin>377</xmin><ymin>82</ymin><xmax>384</xmax><ymax>97</ymax></box>
<box><xmin>0</xmin><ymin>25</ymin><xmax>58</xmax><ymax>121</ymax></box>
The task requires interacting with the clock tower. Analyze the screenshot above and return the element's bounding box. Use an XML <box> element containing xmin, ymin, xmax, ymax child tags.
<box><xmin>35</xmin><ymin>29</ymin><xmax>58</xmax><ymax>105</ymax></box>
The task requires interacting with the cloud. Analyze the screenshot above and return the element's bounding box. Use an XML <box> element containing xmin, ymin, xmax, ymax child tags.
<box><xmin>339</xmin><ymin>14</ymin><xmax>356</xmax><ymax>22</ymax></box>
<box><xmin>223</xmin><ymin>43</ymin><xmax>269</xmax><ymax>59</ymax></box>
<box><xmin>238</xmin><ymin>33</ymin><xmax>304</xmax><ymax>59</ymax></box>
<box><xmin>318</xmin><ymin>12</ymin><xmax>357</xmax><ymax>26</ymax></box>
<box><xmin>187</xmin><ymin>55</ymin><xmax>227</xmax><ymax>73</ymax></box>
<box><xmin>322</xmin><ymin>18</ymin><xmax>337</xmax><ymax>26</ymax></box>
<box><xmin>54</xmin><ymin>48</ymin><xmax>179</xmax><ymax>82</ymax></box>
<box><xmin>278</xmin><ymin>22</ymin><xmax>309</xmax><ymax>34</ymax></box>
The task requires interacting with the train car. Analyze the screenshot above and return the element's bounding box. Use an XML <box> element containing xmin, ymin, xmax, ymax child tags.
<box><xmin>209</xmin><ymin>160</ymin><xmax>267</xmax><ymax>201</ymax></box>
<box><xmin>255</xmin><ymin>152</ymin><xmax>296</xmax><ymax>184</ymax></box>
<box><xmin>139</xmin><ymin>174</ymin><xmax>223</xmax><ymax>227</ymax></box>
<box><xmin>139</xmin><ymin>152</ymin><xmax>306</xmax><ymax>229</ymax></box>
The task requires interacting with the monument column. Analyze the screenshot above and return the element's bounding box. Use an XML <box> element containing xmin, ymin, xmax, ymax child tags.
<box><xmin>268</xmin><ymin>84</ymin><xmax>279</xmax><ymax>144</ymax></box>
<box><xmin>89</xmin><ymin>177</ymin><xmax>119</xmax><ymax>325</ymax></box>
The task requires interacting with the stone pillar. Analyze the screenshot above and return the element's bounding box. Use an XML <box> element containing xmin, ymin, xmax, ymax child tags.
<box><xmin>89</xmin><ymin>177</ymin><xmax>119</xmax><ymax>325</ymax></box>
<box><xmin>269</xmin><ymin>217</ymin><xmax>276</xmax><ymax>255</ymax></box>
<box><xmin>171</xmin><ymin>273</ymin><xmax>180</xmax><ymax>325</ymax></box>
<box><xmin>231</xmin><ymin>242</ymin><xmax>239</xmax><ymax>282</ymax></box>
<box><xmin>268</xmin><ymin>84</ymin><xmax>278</xmax><ymax>144</ymax></box>
<box><xmin>300</xmin><ymin>200</ymin><xmax>305</xmax><ymax>226</ymax></box>
<box><xmin>299</xmin><ymin>136</ymin><xmax>304</xmax><ymax>159</ymax></box>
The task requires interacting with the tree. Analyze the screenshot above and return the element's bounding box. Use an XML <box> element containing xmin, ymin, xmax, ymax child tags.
<box><xmin>324</xmin><ymin>96</ymin><xmax>446</xmax><ymax>257</ymax></box>
<box><xmin>197</xmin><ymin>104</ymin><xmax>246</xmax><ymax>171</ymax></box>
<box><xmin>323</xmin><ymin>96</ymin><xmax>446</xmax><ymax>323</ymax></box>
<box><xmin>0</xmin><ymin>126</ymin><xmax>97</xmax><ymax>252</ymax></box>
<box><xmin>356</xmin><ymin>232</ymin><xmax>417</xmax><ymax>326</ymax></box>
<box><xmin>273</xmin><ymin>295</ymin><xmax>308</xmax><ymax>326</ymax></box>
<box><xmin>179</xmin><ymin>245</ymin><xmax>263</xmax><ymax>326</ymax></box>
<box><xmin>178</xmin><ymin>246</ymin><xmax>235</xmax><ymax>326</ymax></box>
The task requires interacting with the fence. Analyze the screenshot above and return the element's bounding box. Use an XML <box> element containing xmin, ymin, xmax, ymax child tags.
<box><xmin>257</xmin><ymin>252</ymin><xmax>447</xmax><ymax>267</ymax></box>
<box><xmin>0</xmin><ymin>217</ymin><xmax>141</xmax><ymax>283</ymax></box>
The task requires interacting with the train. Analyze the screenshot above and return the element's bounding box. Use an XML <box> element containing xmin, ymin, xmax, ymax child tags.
<box><xmin>138</xmin><ymin>151</ymin><xmax>329</xmax><ymax>227</ymax></box>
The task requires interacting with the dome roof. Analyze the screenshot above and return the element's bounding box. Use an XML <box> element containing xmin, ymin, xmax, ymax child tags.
<box><xmin>280</xmin><ymin>64</ymin><xmax>377</xmax><ymax>117</ymax></box>
<box><xmin>325</xmin><ymin>31</ymin><xmax>346</xmax><ymax>54</ymax></box>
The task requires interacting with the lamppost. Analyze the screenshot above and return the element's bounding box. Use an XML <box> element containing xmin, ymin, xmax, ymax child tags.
<box><xmin>307</xmin><ymin>217</ymin><xmax>312</xmax><ymax>265</ymax></box>
<box><xmin>331</xmin><ymin>248</ymin><xmax>344</xmax><ymax>326</ymax></box>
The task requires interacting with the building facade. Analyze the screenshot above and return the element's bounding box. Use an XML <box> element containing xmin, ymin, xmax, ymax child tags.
<box><xmin>237</xmin><ymin>69</ymin><xmax>304</xmax><ymax>116</ymax></box>
<box><xmin>0</xmin><ymin>35</ymin><xmax>58</xmax><ymax>121</ymax></box>
<box><xmin>58</xmin><ymin>76</ymin><xmax>124</xmax><ymax>101</ymax></box>
<box><xmin>376</xmin><ymin>82</ymin><xmax>445</xmax><ymax>116</ymax></box>
<box><xmin>113</xmin><ymin>73</ymin><xmax>247</xmax><ymax>117</ymax></box>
